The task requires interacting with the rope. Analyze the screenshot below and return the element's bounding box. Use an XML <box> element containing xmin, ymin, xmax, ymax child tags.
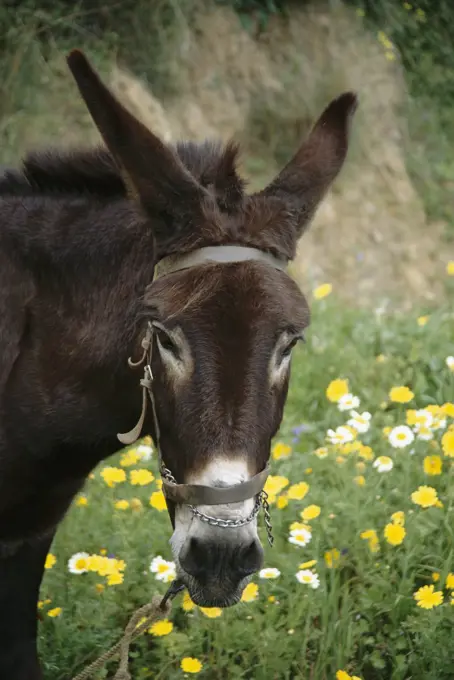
<box><xmin>71</xmin><ymin>594</ymin><xmax>172</xmax><ymax>680</ymax></box>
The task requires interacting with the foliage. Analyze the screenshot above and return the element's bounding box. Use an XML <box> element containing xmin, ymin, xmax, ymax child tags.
<box><xmin>345</xmin><ymin>0</ymin><xmax>454</xmax><ymax>232</ymax></box>
<box><xmin>39</xmin><ymin>284</ymin><xmax>454</xmax><ymax>679</ymax></box>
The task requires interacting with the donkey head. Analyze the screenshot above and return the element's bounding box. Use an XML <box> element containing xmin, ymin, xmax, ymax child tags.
<box><xmin>67</xmin><ymin>50</ymin><xmax>357</xmax><ymax>607</ymax></box>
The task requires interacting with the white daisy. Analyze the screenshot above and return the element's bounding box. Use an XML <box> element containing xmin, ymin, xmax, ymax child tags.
<box><xmin>313</xmin><ymin>447</ymin><xmax>328</xmax><ymax>459</ymax></box>
<box><xmin>431</xmin><ymin>416</ymin><xmax>447</xmax><ymax>431</ymax></box>
<box><xmin>446</xmin><ymin>356</ymin><xmax>454</xmax><ymax>371</ymax></box>
<box><xmin>259</xmin><ymin>567</ymin><xmax>281</xmax><ymax>580</ymax></box>
<box><xmin>149</xmin><ymin>556</ymin><xmax>176</xmax><ymax>582</ymax></box>
<box><xmin>327</xmin><ymin>426</ymin><xmax>355</xmax><ymax>445</ymax></box>
<box><xmin>347</xmin><ymin>410</ymin><xmax>372</xmax><ymax>434</ymax></box>
<box><xmin>415</xmin><ymin>425</ymin><xmax>434</xmax><ymax>441</ymax></box>
<box><xmin>337</xmin><ymin>394</ymin><xmax>360</xmax><ymax>412</ymax></box>
<box><xmin>296</xmin><ymin>569</ymin><xmax>320</xmax><ymax>589</ymax></box>
<box><xmin>388</xmin><ymin>425</ymin><xmax>414</xmax><ymax>448</ymax></box>
<box><xmin>373</xmin><ymin>456</ymin><xmax>393</xmax><ymax>473</ymax></box>
<box><xmin>288</xmin><ymin>528</ymin><xmax>312</xmax><ymax>547</ymax></box>
<box><xmin>68</xmin><ymin>552</ymin><xmax>90</xmax><ymax>575</ymax></box>
<box><xmin>137</xmin><ymin>444</ymin><xmax>153</xmax><ymax>461</ymax></box>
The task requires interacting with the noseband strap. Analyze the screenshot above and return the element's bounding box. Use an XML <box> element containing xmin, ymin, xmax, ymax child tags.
<box><xmin>117</xmin><ymin>245</ymin><xmax>286</xmax><ymax>545</ymax></box>
<box><xmin>161</xmin><ymin>466</ymin><xmax>270</xmax><ymax>506</ymax></box>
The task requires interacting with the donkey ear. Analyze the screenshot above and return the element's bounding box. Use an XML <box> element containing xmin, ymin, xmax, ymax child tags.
<box><xmin>66</xmin><ymin>49</ymin><xmax>205</xmax><ymax>217</ymax></box>
<box><xmin>258</xmin><ymin>92</ymin><xmax>358</xmax><ymax>237</ymax></box>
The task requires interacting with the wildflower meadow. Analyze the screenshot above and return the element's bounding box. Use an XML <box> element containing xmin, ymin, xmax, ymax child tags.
<box><xmin>39</xmin><ymin>271</ymin><xmax>454</xmax><ymax>680</ymax></box>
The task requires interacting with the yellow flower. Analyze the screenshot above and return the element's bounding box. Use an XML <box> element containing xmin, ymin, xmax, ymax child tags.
<box><xmin>100</xmin><ymin>466</ymin><xmax>126</xmax><ymax>487</ymax></box>
<box><xmin>384</xmin><ymin>523</ymin><xmax>406</xmax><ymax>546</ymax></box>
<box><xmin>87</xmin><ymin>555</ymin><xmax>102</xmax><ymax>572</ymax></box>
<box><xmin>391</xmin><ymin>511</ymin><xmax>405</xmax><ymax>526</ymax></box>
<box><xmin>106</xmin><ymin>572</ymin><xmax>124</xmax><ymax>586</ymax></box>
<box><xmin>417</xmin><ymin>315</ymin><xmax>429</xmax><ymax>327</ymax></box>
<box><xmin>411</xmin><ymin>486</ymin><xmax>439</xmax><ymax>508</ymax></box>
<box><xmin>376</xmin><ymin>354</ymin><xmax>387</xmax><ymax>363</ymax></box>
<box><xmin>326</xmin><ymin>378</ymin><xmax>349</xmax><ymax>402</ymax></box>
<box><xmin>182</xmin><ymin>591</ymin><xmax>196</xmax><ymax>612</ymax></box>
<box><xmin>299</xmin><ymin>559</ymin><xmax>317</xmax><ymax>569</ymax></box>
<box><xmin>120</xmin><ymin>449</ymin><xmax>141</xmax><ymax>467</ymax></box>
<box><xmin>354</xmin><ymin>475</ymin><xmax>366</xmax><ymax>486</ymax></box>
<box><xmin>441</xmin><ymin>403</ymin><xmax>454</xmax><ymax>418</ymax></box>
<box><xmin>414</xmin><ymin>584</ymin><xmax>443</xmax><ymax>609</ymax></box>
<box><xmin>264</xmin><ymin>476</ymin><xmax>289</xmax><ymax>498</ymax></box>
<box><xmin>336</xmin><ymin>671</ymin><xmax>361</xmax><ymax>680</ymax></box>
<box><xmin>38</xmin><ymin>599</ymin><xmax>52</xmax><ymax>609</ymax></box>
<box><xmin>114</xmin><ymin>499</ymin><xmax>130</xmax><ymax>510</ymax></box>
<box><xmin>199</xmin><ymin>607</ymin><xmax>222</xmax><ymax>618</ymax></box>
<box><xmin>360</xmin><ymin>529</ymin><xmax>380</xmax><ymax>553</ymax></box>
<box><xmin>442</xmin><ymin>431</ymin><xmax>454</xmax><ymax>457</ymax></box>
<box><xmin>241</xmin><ymin>582</ymin><xmax>258</xmax><ymax>602</ymax></box>
<box><xmin>324</xmin><ymin>549</ymin><xmax>340</xmax><ymax>568</ymax></box>
<box><xmin>357</xmin><ymin>444</ymin><xmax>374</xmax><ymax>461</ymax></box>
<box><xmin>314</xmin><ymin>447</ymin><xmax>329</xmax><ymax>459</ymax></box>
<box><xmin>290</xmin><ymin>521</ymin><xmax>311</xmax><ymax>532</ymax></box>
<box><xmin>432</xmin><ymin>572</ymin><xmax>440</xmax><ymax>582</ymax></box>
<box><xmin>276</xmin><ymin>495</ymin><xmax>288</xmax><ymax>510</ymax></box>
<box><xmin>301</xmin><ymin>504</ymin><xmax>321</xmax><ymax>521</ymax></box>
<box><xmin>305</xmin><ymin>467</ymin><xmax>313</xmax><ymax>474</ymax></box>
<box><xmin>180</xmin><ymin>657</ymin><xmax>203</xmax><ymax>674</ymax></box>
<box><xmin>148</xmin><ymin>620</ymin><xmax>173</xmax><ymax>636</ymax></box>
<box><xmin>313</xmin><ymin>283</ymin><xmax>332</xmax><ymax>300</ymax></box>
<box><xmin>130</xmin><ymin>469</ymin><xmax>154</xmax><ymax>486</ymax></box>
<box><xmin>95</xmin><ymin>583</ymin><xmax>105</xmax><ymax>593</ymax></box>
<box><xmin>130</xmin><ymin>497</ymin><xmax>143</xmax><ymax>511</ymax></box>
<box><xmin>445</xmin><ymin>573</ymin><xmax>454</xmax><ymax>589</ymax></box>
<box><xmin>44</xmin><ymin>554</ymin><xmax>56</xmax><ymax>570</ymax></box>
<box><xmin>75</xmin><ymin>495</ymin><xmax>88</xmax><ymax>507</ymax></box>
<box><xmin>447</xmin><ymin>261</ymin><xmax>454</xmax><ymax>276</ymax></box>
<box><xmin>47</xmin><ymin>607</ymin><xmax>62</xmax><ymax>618</ymax></box>
<box><xmin>423</xmin><ymin>455</ymin><xmax>442</xmax><ymax>476</ymax></box>
<box><xmin>389</xmin><ymin>386</ymin><xmax>414</xmax><ymax>403</ymax></box>
<box><xmin>149</xmin><ymin>491</ymin><xmax>167</xmax><ymax>511</ymax></box>
<box><xmin>287</xmin><ymin>482</ymin><xmax>309</xmax><ymax>501</ymax></box>
<box><xmin>272</xmin><ymin>442</ymin><xmax>292</xmax><ymax>460</ymax></box>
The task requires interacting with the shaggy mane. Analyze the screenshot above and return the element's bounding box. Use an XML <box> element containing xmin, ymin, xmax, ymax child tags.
<box><xmin>0</xmin><ymin>140</ymin><xmax>245</xmax><ymax>211</ymax></box>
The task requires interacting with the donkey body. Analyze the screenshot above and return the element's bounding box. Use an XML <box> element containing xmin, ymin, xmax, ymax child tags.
<box><xmin>0</xmin><ymin>50</ymin><xmax>357</xmax><ymax>679</ymax></box>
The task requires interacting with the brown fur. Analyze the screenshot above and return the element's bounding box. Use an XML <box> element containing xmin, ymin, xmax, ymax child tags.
<box><xmin>0</xmin><ymin>48</ymin><xmax>357</xmax><ymax>678</ymax></box>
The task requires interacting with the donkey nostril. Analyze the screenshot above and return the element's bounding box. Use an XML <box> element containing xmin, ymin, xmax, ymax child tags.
<box><xmin>179</xmin><ymin>537</ymin><xmax>209</xmax><ymax>581</ymax></box>
<box><xmin>235</xmin><ymin>540</ymin><xmax>264</xmax><ymax>578</ymax></box>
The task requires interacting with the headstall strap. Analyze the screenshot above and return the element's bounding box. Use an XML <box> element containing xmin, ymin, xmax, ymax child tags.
<box><xmin>117</xmin><ymin>245</ymin><xmax>287</xmax><ymax>545</ymax></box>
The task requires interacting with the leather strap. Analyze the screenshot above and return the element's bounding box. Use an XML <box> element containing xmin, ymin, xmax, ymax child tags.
<box><xmin>162</xmin><ymin>466</ymin><xmax>270</xmax><ymax>507</ymax></box>
<box><xmin>154</xmin><ymin>245</ymin><xmax>287</xmax><ymax>280</ymax></box>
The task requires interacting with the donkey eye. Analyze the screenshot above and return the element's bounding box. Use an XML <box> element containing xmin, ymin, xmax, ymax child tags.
<box><xmin>280</xmin><ymin>337</ymin><xmax>299</xmax><ymax>360</ymax></box>
<box><xmin>156</xmin><ymin>329</ymin><xmax>180</xmax><ymax>359</ymax></box>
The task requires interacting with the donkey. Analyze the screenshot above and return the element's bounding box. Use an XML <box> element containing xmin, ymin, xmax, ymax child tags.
<box><xmin>0</xmin><ymin>49</ymin><xmax>357</xmax><ymax>679</ymax></box>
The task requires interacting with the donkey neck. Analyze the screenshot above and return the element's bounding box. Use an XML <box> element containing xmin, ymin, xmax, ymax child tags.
<box><xmin>1</xmin><ymin>194</ymin><xmax>157</xmax><ymax>443</ymax></box>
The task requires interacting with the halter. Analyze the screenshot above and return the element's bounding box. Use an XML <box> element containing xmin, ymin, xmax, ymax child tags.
<box><xmin>117</xmin><ymin>245</ymin><xmax>289</xmax><ymax>545</ymax></box>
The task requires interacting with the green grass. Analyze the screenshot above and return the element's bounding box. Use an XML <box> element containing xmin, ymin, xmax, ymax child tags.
<box><xmin>39</xmin><ymin>291</ymin><xmax>454</xmax><ymax>680</ymax></box>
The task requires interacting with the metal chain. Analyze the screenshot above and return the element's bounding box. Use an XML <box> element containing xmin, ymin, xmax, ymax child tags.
<box><xmin>260</xmin><ymin>491</ymin><xmax>274</xmax><ymax>546</ymax></box>
<box><xmin>190</xmin><ymin>495</ymin><xmax>262</xmax><ymax>528</ymax></box>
